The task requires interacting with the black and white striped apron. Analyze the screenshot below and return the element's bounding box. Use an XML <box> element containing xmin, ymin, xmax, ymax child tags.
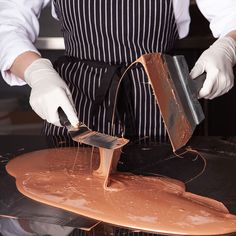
<box><xmin>45</xmin><ymin>0</ymin><xmax>178</xmax><ymax>143</ymax></box>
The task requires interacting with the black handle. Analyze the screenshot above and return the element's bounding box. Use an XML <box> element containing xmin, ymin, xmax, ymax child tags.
<box><xmin>192</xmin><ymin>65</ymin><xmax>236</xmax><ymax>94</ymax></box>
<box><xmin>58</xmin><ymin>107</ymin><xmax>71</xmax><ymax>127</ymax></box>
<box><xmin>192</xmin><ymin>73</ymin><xmax>206</xmax><ymax>94</ymax></box>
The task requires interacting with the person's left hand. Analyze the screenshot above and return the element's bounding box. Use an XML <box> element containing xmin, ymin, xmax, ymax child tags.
<box><xmin>190</xmin><ymin>36</ymin><xmax>236</xmax><ymax>99</ymax></box>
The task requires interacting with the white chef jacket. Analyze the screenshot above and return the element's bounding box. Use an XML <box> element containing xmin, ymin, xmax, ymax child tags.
<box><xmin>1</xmin><ymin>0</ymin><xmax>236</xmax><ymax>86</ymax></box>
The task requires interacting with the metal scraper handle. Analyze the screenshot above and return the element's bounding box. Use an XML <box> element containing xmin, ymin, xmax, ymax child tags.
<box><xmin>193</xmin><ymin>65</ymin><xmax>236</xmax><ymax>94</ymax></box>
<box><xmin>192</xmin><ymin>73</ymin><xmax>206</xmax><ymax>95</ymax></box>
<box><xmin>58</xmin><ymin>107</ymin><xmax>87</xmax><ymax>131</ymax></box>
<box><xmin>58</xmin><ymin>107</ymin><xmax>72</xmax><ymax>128</ymax></box>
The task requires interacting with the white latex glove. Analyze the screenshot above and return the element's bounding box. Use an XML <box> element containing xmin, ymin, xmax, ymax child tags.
<box><xmin>190</xmin><ymin>36</ymin><xmax>236</xmax><ymax>99</ymax></box>
<box><xmin>24</xmin><ymin>58</ymin><xmax>79</xmax><ymax>127</ymax></box>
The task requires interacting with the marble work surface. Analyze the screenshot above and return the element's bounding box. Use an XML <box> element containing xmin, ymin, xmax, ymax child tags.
<box><xmin>1</xmin><ymin>135</ymin><xmax>236</xmax><ymax>234</ymax></box>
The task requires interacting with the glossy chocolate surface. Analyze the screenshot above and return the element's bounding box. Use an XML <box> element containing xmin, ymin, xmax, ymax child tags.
<box><xmin>6</xmin><ymin>147</ymin><xmax>236</xmax><ymax>235</ymax></box>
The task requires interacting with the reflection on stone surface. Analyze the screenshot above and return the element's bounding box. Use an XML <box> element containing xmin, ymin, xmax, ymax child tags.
<box><xmin>6</xmin><ymin>147</ymin><xmax>236</xmax><ymax>235</ymax></box>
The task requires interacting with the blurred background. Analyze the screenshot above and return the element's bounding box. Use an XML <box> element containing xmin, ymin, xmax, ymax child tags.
<box><xmin>0</xmin><ymin>0</ymin><xmax>235</xmax><ymax>137</ymax></box>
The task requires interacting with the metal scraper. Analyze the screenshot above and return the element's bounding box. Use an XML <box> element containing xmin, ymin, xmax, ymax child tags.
<box><xmin>58</xmin><ymin>107</ymin><xmax>129</xmax><ymax>149</ymax></box>
<box><xmin>136</xmin><ymin>53</ymin><xmax>205</xmax><ymax>152</ymax></box>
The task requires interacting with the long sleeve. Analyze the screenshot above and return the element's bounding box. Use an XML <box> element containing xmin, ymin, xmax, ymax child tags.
<box><xmin>196</xmin><ymin>0</ymin><xmax>236</xmax><ymax>38</ymax></box>
<box><xmin>0</xmin><ymin>0</ymin><xmax>51</xmax><ymax>86</ymax></box>
<box><xmin>172</xmin><ymin>0</ymin><xmax>191</xmax><ymax>39</ymax></box>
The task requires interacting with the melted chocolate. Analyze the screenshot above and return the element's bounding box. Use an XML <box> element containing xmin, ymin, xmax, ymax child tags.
<box><xmin>6</xmin><ymin>147</ymin><xmax>236</xmax><ymax>235</ymax></box>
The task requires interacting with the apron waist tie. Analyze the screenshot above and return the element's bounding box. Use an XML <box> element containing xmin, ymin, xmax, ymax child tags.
<box><xmin>54</xmin><ymin>56</ymin><xmax>138</xmax><ymax>137</ymax></box>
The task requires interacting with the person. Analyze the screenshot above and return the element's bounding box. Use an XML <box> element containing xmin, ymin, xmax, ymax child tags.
<box><xmin>1</xmin><ymin>0</ymin><xmax>236</xmax><ymax>236</ymax></box>
<box><xmin>1</xmin><ymin>0</ymin><xmax>236</xmax><ymax>142</ymax></box>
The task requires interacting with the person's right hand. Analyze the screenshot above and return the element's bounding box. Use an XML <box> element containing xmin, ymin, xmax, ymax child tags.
<box><xmin>24</xmin><ymin>58</ymin><xmax>79</xmax><ymax>127</ymax></box>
